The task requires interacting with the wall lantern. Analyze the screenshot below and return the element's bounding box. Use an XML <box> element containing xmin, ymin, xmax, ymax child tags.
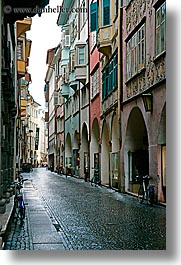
<box><xmin>142</xmin><ymin>93</ymin><xmax>153</xmax><ymax>112</ymax></box>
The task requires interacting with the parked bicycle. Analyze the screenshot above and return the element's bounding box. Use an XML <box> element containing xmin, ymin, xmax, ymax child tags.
<box><xmin>14</xmin><ymin>172</ymin><xmax>28</xmax><ymax>225</ymax></box>
<box><xmin>136</xmin><ymin>175</ymin><xmax>155</xmax><ymax>206</ymax></box>
<box><xmin>91</xmin><ymin>168</ymin><xmax>100</xmax><ymax>186</ymax></box>
<box><xmin>65</xmin><ymin>164</ymin><xmax>74</xmax><ymax>178</ymax></box>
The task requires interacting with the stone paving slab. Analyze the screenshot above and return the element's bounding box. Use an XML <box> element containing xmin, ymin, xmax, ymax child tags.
<box><xmin>24</xmin><ymin>180</ymin><xmax>66</xmax><ymax>250</ymax></box>
<box><xmin>31</xmin><ymin>234</ymin><xmax>62</xmax><ymax>244</ymax></box>
<box><xmin>33</xmin><ymin>243</ymin><xmax>65</xmax><ymax>250</ymax></box>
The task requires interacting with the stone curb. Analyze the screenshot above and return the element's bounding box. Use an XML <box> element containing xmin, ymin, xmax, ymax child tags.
<box><xmin>0</xmin><ymin>195</ymin><xmax>15</xmax><ymax>249</ymax></box>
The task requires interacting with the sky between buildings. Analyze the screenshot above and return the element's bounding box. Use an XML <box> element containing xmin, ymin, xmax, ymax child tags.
<box><xmin>27</xmin><ymin>0</ymin><xmax>63</xmax><ymax>108</ymax></box>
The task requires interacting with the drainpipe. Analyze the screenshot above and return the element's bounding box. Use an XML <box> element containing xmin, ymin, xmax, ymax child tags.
<box><xmin>0</xmin><ymin>2</ymin><xmax>2</xmax><ymax>197</ymax></box>
<box><xmin>87</xmin><ymin>1</ymin><xmax>91</xmax><ymax>181</ymax></box>
<box><xmin>118</xmin><ymin>5</ymin><xmax>124</xmax><ymax>192</ymax></box>
<box><xmin>78</xmin><ymin>81</ymin><xmax>81</xmax><ymax>177</ymax></box>
<box><xmin>119</xmin><ymin>6</ymin><xmax>125</xmax><ymax>192</ymax></box>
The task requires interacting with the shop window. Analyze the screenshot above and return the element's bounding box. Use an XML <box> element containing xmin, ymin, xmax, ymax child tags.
<box><xmin>128</xmin><ymin>150</ymin><xmax>149</xmax><ymax>184</ymax></box>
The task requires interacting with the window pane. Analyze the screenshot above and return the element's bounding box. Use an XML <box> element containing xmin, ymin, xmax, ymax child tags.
<box><xmin>161</xmin><ymin>3</ymin><xmax>166</xmax><ymax>23</ymax></box>
<box><xmin>78</xmin><ymin>47</ymin><xmax>85</xmax><ymax>64</ymax></box>
<box><xmin>103</xmin><ymin>6</ymin><xmax>110</xmax><ymax>25</ymax></box>
<box><xmin>156</xmin><ymin>27</ymin><xmax>161</xmax><ymax>55</ymax></box>
<box><xmin>156</xmin><ymin>9</ymin><xmax>161</xmax><ymax>27</ymax></box>
<box><xmin>137</xmin><ymin>43</ymin><xmax>141</xmax><ymax>69</ymax></box>
<box><xmin>103</xmin><ymin>0</ymin><xmax>110</xmax><ymax>26</ymax></box>
<box><xmin>141</xmin><ymin>40</ymin><xmax>145</xmax><ymax>66</ymax></box>
<box><xmin>161</xmin><ymin>22</ymin><xmax>165</xmax><ymax>52</ymax></box>
<box><xmin>90</xmin><ymin>2</ymin><xmax>98</xmax><ymax>32</ymax></box>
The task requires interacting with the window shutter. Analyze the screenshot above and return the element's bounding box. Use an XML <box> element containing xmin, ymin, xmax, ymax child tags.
<box><xmin>90</xmin><ymin>2</ymin><xmax>98</xmax><ymax>32</ymax></box>
<box><xmin>103</xmin><ymin>0</ymin><xmax>110</xmax><ymax>26</ymax></box>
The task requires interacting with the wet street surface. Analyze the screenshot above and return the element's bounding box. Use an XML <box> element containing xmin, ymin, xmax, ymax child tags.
<box><xmin>5</xmin><ymin>168</ymin><xmax>166</xmax><ymax>250</ymax></box>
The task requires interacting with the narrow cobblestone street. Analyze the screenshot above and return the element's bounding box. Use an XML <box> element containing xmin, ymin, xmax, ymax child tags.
<box><xmin>5</xmin><ymin>168</ymin><xmax>166</xmax><ymax>250</ymax></box>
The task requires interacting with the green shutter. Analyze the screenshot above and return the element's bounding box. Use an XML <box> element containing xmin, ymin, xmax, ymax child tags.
<box><xmin>114</xmin><ymin>52</ymin><xmax>118</xmax><ymax>88</ymax></box>
<box><xmin>103</xmin><ymin>0</ymin><xmax>110</xmax><ymax>26</ymax></box>
<box><xmin>102</xmin><ymin>71</ymin><xmax>106</xmax><ymax>99</ymax></box>
<box><xmin>90</xmin><ymin>2</ymin><xmax>98</xmax><ymax>32</ymax></box>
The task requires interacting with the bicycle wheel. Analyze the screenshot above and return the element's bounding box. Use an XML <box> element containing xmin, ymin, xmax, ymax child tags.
<box><xmin>147</xmin><ymin>186</ymin><xmax>154</xmax><ymax>206</ymax></box>
<box><xmin>138</xmin><ymin>186</ymin><xmax>144</xmax><ymax>203</ymax></box>
<box><xmin>19</xmin><ymin>206</ymin><xmax>25</xmax><ymax>225</ymax></box>
<box><xmin>14</xmin><ymin>199</ymin><xmax>21</xmax><ymax>218</ymax></box>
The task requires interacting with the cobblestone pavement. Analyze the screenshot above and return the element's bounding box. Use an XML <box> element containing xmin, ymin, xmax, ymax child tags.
<box><xmin>5</xmin><ymin>168</ymin><xmax>166</xmax><ymax>250</ymax></box>
<box><xmin>4</xmin><ymin>215</ymin><xmax>33</xmax><ymax>250</ymax></box>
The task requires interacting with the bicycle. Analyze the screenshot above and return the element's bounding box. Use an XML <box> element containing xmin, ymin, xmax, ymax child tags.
<box><xmin>14</xmin><ymin>172</ymin><xmax>28</xmax><ymax>225</ymax></box>
<box><xmin>136</xmin><ymin>175</ymin><xmax>155</xmax><ymax>206</ymax></box>
<box><xmin>91</xmin><ymin>168</ymin><xmax>100</xmax><ymax>186</ymax></box>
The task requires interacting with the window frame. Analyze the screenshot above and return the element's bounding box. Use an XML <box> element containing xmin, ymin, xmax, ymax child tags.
<box><xmin>76</xmin><ymin>44</ymin><xmax>86</xmax><ymax>66</ymax></box>
<box><xmin>102</xmin><ymin>50</ymin><xmax>118</xmax><ymax>100</ymax></box>
<box><xmin>126</xmin><ymin>24</ymin><xmax>146</xmax><ymax>81</ymax></box>
<box><xmin>90</xmin><ymin>1</ymin><xmax>98</xmax><ymax>32</ymax></box>
<box><xmin>155</xmin><ymin>2</ymin><xmax>166</xmax><ymax>57</ymax></box>
<box><xmin>102</xmin><ymin>0</ymin><xmax>110</xmax><ymax>27</ymax></box>
<box><xmin>91</xmin><ymin>67</ymin><xmax>99</xmax><ymax>99</ymax></box>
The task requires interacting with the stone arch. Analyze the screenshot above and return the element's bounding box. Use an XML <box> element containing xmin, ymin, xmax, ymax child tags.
<box><xmin>90</xmin><ymin>118</ymin><xmax>100</xmax><ymax>179</ymax></box>
<box><xmin>101</xmin><ymin>120</ymin><xmax>110</xmax><ymax>185</ymax></box>
<box><xmin>157</xmin><ymin>103</ymin><xmax>166</xmax><ymax>202</ymax></box>
<box><xmin>80</xmin><ymin>122</ymin><xmax>89</xmax><ymax>178</ymax></box>
<box><xmin>65</xmin><ymin>132</ymin><xmax>72</xmax><ymax>165</ymax></box>
<box><xmin>124</xmin><ymin>107</ymin><xmax>149</xmax><ymax>192</ymax></box>
<box><xmin>110</xmin><ymin>113</ymin><xmax>120</xmax><ymax>188</ymax></box>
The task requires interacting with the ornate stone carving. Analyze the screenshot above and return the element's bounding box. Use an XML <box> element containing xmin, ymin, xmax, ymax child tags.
<box><xmin>146</xmin><ymin>56</ymin><xmax>155</xmax><ymax>86</ymax></box>
<box><xmin>138</xmin><ymin>74</ymin><xmax>146</xmax><ymax>92</ymax></box>
<box><xmin>126</xmin><ymin>83</ymin><xmax>132</xmax><ymax>98</ymax></box>
<box><xmin>155</xmin><ymin>58</ymin><xmax>166</xmax><ymax>82</ymax></box>
<box><xmin>126</xmin><ymin>0</ymin><xmax>146</xmax><ymax>34</ymax></box>
<box><xmin>132</xmin><ymin>79</ymin><xmax>138</xmax><ymax>95</ymax></box>
<box><xmin>147</xmin><ymin>0</ymin><xmax>154</xmax><ymax>17</ymax></box>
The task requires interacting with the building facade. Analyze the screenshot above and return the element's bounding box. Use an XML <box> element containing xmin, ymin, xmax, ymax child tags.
<box><xmin>45</xmin><ymin>47</ymin><xmax>57</xmax><ymax>170</ymax></box>
<box><xmin>37</xmin><ymin>108</ymin><xmax>48</xmax><ymax>165</ymax></box>
<box><xmin>45</xmin><ymin>0</ymin><xmax>166</xmax><ymax>203</ymax></box>
<box><xmin>57</xmin><ymin>0</ymin><xmax>89</xmax><ymax>178</ymax></box>
<box><xmin>0</xmin><ymin>0</ymin><xmax>50</xmax><ymax>247</ymax></box>
<box><xmin>121</xmin><ymin>0</ymin><xmax>166</xmax><ymax>202</ymax></box>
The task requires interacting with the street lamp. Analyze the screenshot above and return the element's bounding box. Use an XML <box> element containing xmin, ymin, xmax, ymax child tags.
<box><xmin>142</xmin><ymin>93</ymin><xmax>153</xmax><ymax>112</ymax></box>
